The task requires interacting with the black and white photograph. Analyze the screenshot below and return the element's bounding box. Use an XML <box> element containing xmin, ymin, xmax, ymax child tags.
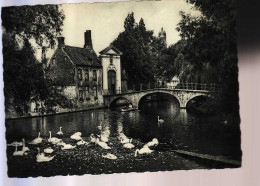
<box><xmin>2</xmin><ymin>0</ymin><xmax>241</xmax><ymax>178</ymax></box>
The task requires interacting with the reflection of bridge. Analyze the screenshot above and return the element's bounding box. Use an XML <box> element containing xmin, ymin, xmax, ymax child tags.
<box><xmin>103</xmin><ymin>83</ymin><xmax>216</xmax><ymax>109</ymax></box>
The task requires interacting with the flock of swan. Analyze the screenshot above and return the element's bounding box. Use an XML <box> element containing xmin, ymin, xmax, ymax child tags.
<box><xmin>8</xmin><ymin>115</ymin><xmax>164</xmax><ymax>163</ymax></box>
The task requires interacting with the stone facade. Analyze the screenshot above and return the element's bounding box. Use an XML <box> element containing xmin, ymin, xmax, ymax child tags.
<box><xmin>100</xmin><ymin>45</ymin><xmax>123</xmax><ymax>95</ymax></box>
<box><xmin>44</xmin><ymin>30</ymin><xmax>105</xmax><ymax>111</ymax></box>
<box><xmin>103</xmin><ymin>88</ymin><xmax>211</xmax><ymax>109</ymax></box>
<box><xmin>42</xmin><ymin>30</ymin><xmax>125</xmax><ymax>113</ymax></box>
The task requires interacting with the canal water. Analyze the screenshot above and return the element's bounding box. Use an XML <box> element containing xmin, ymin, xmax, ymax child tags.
<box><xmin>5</xmin><ymin>96</ymin><xmax>241</xmax><ymax>161</ymax></box>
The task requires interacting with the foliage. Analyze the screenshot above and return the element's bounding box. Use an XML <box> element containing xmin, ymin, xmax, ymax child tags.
<box><xmin>2</xmin><ymin>5</ymin><xmax>64</xmax><ymax>47</ymax></box>
<box><xmin>175</xmin><ymin>0</ymin><xmax>239</xmax><ymax>113</ymax></box>
<box><xmin>113</xmin><ymin>13</ymin><xmax>158</xmax><ymax>84</ymax></box>
<box><xmin>2</xmin><ymin>5</ymin><xmax>65</xmax><ymax>115</ymax></box>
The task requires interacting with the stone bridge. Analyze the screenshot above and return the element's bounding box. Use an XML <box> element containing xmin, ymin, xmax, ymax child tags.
<box><xmin>103</xmin><ymin>88</ymin><xmax>212</xmax><ymax>109</ymax></box>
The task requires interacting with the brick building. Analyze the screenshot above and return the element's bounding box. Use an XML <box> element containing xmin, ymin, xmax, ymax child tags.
<box><xmin>42</xmin><ymin>30</ymin><xmax>126</xmax><ymax>111</ymax></box>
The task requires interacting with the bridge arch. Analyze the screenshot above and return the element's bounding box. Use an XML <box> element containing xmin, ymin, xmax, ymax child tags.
<box><xmin>108</xmin><ymin>96</ymin><xmax>133</xmax><ymax>108</ymax></box>
<box><xmin>103</xmin><ymin>88</ymin><xmax>212</xmax><ymax>109</ymax></box>
<box><xmin>185</xmin><ymin>94</ymin><xmax>213</xmax><ymax>108</ymax></box>
<box><xmin>137</xmin><ymin>92</ymin><xmax>181</xmax><ymax>109</ymax></box>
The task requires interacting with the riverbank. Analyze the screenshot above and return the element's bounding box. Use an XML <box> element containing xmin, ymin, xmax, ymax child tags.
<box><xmin>6</xmin><ymin>136</ymin><xmax>237</xmax><ymax>178</ymax></box>
<box><xmin>5</xmin><ymin>105</ymin><xmax>107</xmax><ymax>120</ymax></box>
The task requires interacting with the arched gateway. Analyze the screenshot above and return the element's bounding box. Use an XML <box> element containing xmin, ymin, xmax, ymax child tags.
<box><xmin>103</xmin><ymin>88</ymin><xmax>211</xmax><ymax>109</ymax></box>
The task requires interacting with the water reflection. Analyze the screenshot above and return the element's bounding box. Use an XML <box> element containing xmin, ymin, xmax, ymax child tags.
<box><xmin>5</xmin><ymin>98</ymin><xmax>241</xmax><ymax>160</ymax></box>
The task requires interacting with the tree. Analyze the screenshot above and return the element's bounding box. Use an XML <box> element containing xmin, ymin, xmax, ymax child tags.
<box><xmin>113</xmin><ymin>13</ymin><xmax>157</xmax><ymax>87</ymax></box>
<box><xmin>176</xmin><ymin>0</ymin><xmax>239</xmax><ymax>113</ymax></box>
<box><xmin>2</xmin><ymin>5</ymin><xmax>65</xmax><ymax>115</ymax></box>
<box><xmin>2</xmin><ymin>5</ymin><xmax>64</xmax><ymax>47</ymax></box>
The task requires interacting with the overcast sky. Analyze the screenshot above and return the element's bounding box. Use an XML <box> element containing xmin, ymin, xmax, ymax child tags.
<box><xmin>60</xmin><ymin>0</ymin><xmax>197</xmax><ymax>54</ymax></box>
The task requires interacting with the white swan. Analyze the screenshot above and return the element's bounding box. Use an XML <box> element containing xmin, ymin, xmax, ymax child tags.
<box><xmin>36</xmin><ymin>148</ymin><xmax>54</xmax><ymax>162</ymax></box>
<box><xmin>44</xmin><ymin>147</ymin><xmax>54</xmax><ymax>154</ymax></box>
<box><xmin>134</xmin><ymin>146</ymin><xmax>154</xmax><ymax>157</ymax></box>
<box><xmin>97</xmin><ymin>123</ymin><xmax>102</xmax><ymax>131</ymax></box>
<box><xmin>144</xmin><ymin>138</ymin><xmax>159</xmax><ymax>148</ymax></box>
<box><xmin>56</xmin><ymin>141</ymin><xmax>66</xmax><ymax>146</ymax></box>
<box><xmin>70</xmin><ymin>132</ymin><xmax>82</xmax><ymax>141</ymax></box>
<box><xmin>48</xmin><ymin>131</ymin><xmax>62</xmax><ymax>144</ymax></box>
<box><xmin>61</xmin><ymin>143</ymin><xmax>76</xmax><ymax>150</ymax></box>
<box><xmin>8</xmin><ymin>141</ymin><xmax>23</xmax><ymax>147</ymax></box>
<box><xmin>57</xmin><ymin>126</ymin><xmax>63</xmax><ymax>135</ymax></box>
<box><xmin>118</xmin><ymin>133</ymin><xmax>127</xmax><ymax>140</ymax></box>
<box><xmin>77</xmin><ymin>140</ymin><xmax>89</xmax><ymax>146</ymax></box>
<box><xmin>123</xmin><ymin>142</ymin><xmax>135</xmax><ymax>149</ymax></box>
<box><xmin>90</xmin><ymin>134</ymin><xmax>97</xmax><ymax>143</ymax></box>
<box><xmin>96</xmin><ymin>138</ymin><xmax>111</xmax><ymax>150</ymax></box>
<box><xmin>13</xmin><ymin>144</ymin><xmax>25</xmax><ymax>156</ymax></box>
<box><xmin>120</xmin><ymin>138</ymin><xmax>132</xmax><ymax>144</ymax></box>
<box><xmin>102</xmin><ymin>153</ymin><xmax>117</xmax><ymax>160</ymax></box>
<box><xmin>158</xmin><ymin>116</ymin><xmax>164</xmax><ymax>126</ymax></box>
<box><xmin>22</xmin><ymin>139</ymin><xmax>30</xmax><ymax>152</ymax></box>
<box><xmin>101</xmin><ymin>133</ymin><xmax>109</xmax><ymax>143</ymax></box>
<box><xmin>29</xmin><ymin>132</ymin><xmax>43</xmax><ymax>145</ymax></box>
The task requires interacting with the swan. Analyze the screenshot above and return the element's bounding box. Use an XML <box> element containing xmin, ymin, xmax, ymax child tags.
<box><xmin>57</xmin><ymin>126</ymin><xmax>63</xmax><ymax>135</ymax></box>
<box><xmin>120</xmin><ymin>138</ymin><xmax>132</xmax><ymax>144</ymax></box>
<box><xmin>61</xmin><ymin>143</ymin><xmax>76</xmax><ymax>150</ymax></box>
<box><xmin>220</xmin><ymin>120</ymin><xmax>228</xmax><ymax>125</ymax></box>
<box><xmin>70</xmin><ymin>132</ymin><xmax>82</xmax><ymax>141</ymax></box>
<box><xmin>97</xmin><ymin>123</ymin><xmax>102</xmax><ymax>131</ymax></box>
<box><xmin>48</xmin><ymin>131</ymin><xmax>62</xmax><ymax>144</ymax></box>
<box><xmin>144</xmin><ymin>138</ymin><xmax>159</xmax><ymax>148</ymax></box>
<box><xmin>96</xmin><ymin>138</ymin><xmax>111</xmax><ymax>150</ymax></box>
<box><xmin>29</xmin><ymin>132</ymin><xmax>43</xmax><ymax>145</ymax></box>
<box><xmin>134</xmin><ymin>146</ymin><xmax>154</xmax><ymax>157</ymax></box>
<box><xmin>102</xmin><ymin>153</ymin><xmax>117</xmax><ymax>160</ymax></box>
<box><xmin>77</xmin><ymin>140</ymin><xmax>89</xmax><ymax>146</ymax></box>
<box><xmin>118</xmin><ymin>133</ymin><xmax>127</xmax><ymax>140</ymax></box>
<box><xmin>7</xmin><ymin>141</ymin><xmax>23</xmax><ymax>147</ymax></box>
<box><xmin>101</xmin><ymin>133</ymin><xmax>109</xmax><ymax>143</ymax></box>
<box><xmin>90</xmin><ymin>134</ymin><xmax>97</xmax><ymax>143</ymax></box>
<box><xmin>13</xmin><ymin>144</ymin><xmax>25</xmax><ymax>156</ymax></box>
<box><xmin>56</xmin><ymin>141</ymin><xmax>66</xmax><ymax>146</ymax></box>
<box><xmin>36</xmin><ymin>148</ymin><xmax>54</xmax><ymax>162</ymax></box>
<box><xmin>123</xmin><ymin>142</ymin><xmax>135</xmax><ymax>149</ymax></box>
<box><xmin>158</xmin><ymin>116</ymin><xmax>164</xmax><ymax>126</ymax></box>
<box><xmin>44</xmin><ymin>147</ymin><xmax>54</xmax><ymax>154</ymax></box>
<box><xmin>22</xmin><ymin>139</ymin><xmax>30</xmax><ymax>152</ymax></box>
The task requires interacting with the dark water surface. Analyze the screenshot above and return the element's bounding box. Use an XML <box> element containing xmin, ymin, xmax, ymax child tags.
<box><xmin>6</xmin><ymin>99</ymin><xmax>241</xmax><ymax>161</ymax></box>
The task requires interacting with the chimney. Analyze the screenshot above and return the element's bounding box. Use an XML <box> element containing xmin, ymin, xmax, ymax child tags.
<box><xmin>57</xmin><ymin>37</ymin><xmax>65</xmax><ymax>48</ymax></box>
<box><xmin>84</xmin><ymin>30</ymin><xmax>93</xmax><ymax>49</ymax></box>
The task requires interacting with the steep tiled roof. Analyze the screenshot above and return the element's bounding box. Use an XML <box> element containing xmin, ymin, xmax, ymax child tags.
<box><xmin>99</xmin><ymin>45</ymin><xmax>122</xmax><ymax>55</ymax></box>
<box><xmin>63</xmin><ymin>46</ymin><xmax>101</xmax><ymax>67</ymax></box>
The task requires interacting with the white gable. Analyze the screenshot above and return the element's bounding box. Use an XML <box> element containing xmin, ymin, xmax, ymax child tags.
<box><xmin>106</xmin><ymin>49</ymin><xmax>119</xmax><ymax>55</ymax></box>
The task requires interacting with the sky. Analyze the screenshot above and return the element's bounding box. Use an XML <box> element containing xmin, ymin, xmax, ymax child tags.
<box><xmin>59</xmin><ymin>0</ymin><xmax>197</xmax><ymax>54</ymax></box>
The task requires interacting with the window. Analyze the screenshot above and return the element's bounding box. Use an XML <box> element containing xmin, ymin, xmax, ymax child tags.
<box><xmin>93</xmin><ymin>86</ymin><xmax>98</xmax><ymax>98</ymax></box>
<box><xmin>85</xmin><ymin>86</ymin><xmax>90</xmax><ymax>100</ymax></box>
<box><xmin>110</xmin><ymin>55</ymin><xmax>113</xmax><ymax>65</ymax></box>
<box><xmin>85</xmin><ymin>69</ymin><xmax>89</xmax><ymax>81</ymax></box>
<box><xmin>79</xmin><ymin>90</ymin><xmax>83</xmax><ymax>102</ymax></box>
<box><xmin>78</xmin><ymin>69</ymin><xmax>82</xmax><ymax>80</ymax></box>
<box><xmin>93</xmin><ymin>70</ymin><xmax>97</xmax><ymax>81</ymax></box>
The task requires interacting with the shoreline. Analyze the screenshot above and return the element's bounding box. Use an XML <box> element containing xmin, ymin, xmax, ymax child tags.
<box><xmin>6</xmin><ymin>136</ymin><xmax>240</xmax><ymax>177</ymax></box>
<box><xmin>5</xmin><ymin>105</ymin><xmax>107</xmax><ymax>121</ymax></box>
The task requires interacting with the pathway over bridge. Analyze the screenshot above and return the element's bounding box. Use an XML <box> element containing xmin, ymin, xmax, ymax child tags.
<box><xmin>103</xmin><ymin>83</ymin><xmax>216</xmax><ymax>109</ymax></box>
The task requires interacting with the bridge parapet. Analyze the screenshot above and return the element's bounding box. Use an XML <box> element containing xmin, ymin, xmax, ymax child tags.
<box><xmin>103</xmin><ymin>86</ymin><xmax>213</xmax><ymax>109</ymax></box>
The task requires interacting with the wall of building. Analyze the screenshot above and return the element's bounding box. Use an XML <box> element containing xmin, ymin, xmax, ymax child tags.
<box><xmin>101</xmin><ymin>55</ymin><xmax>121</xmax><ymax>94</ymax></box>
<box><xmin>74</xmin><ymin>66</ymin><xmax>103</xmax><ymax>108</ymax></box>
